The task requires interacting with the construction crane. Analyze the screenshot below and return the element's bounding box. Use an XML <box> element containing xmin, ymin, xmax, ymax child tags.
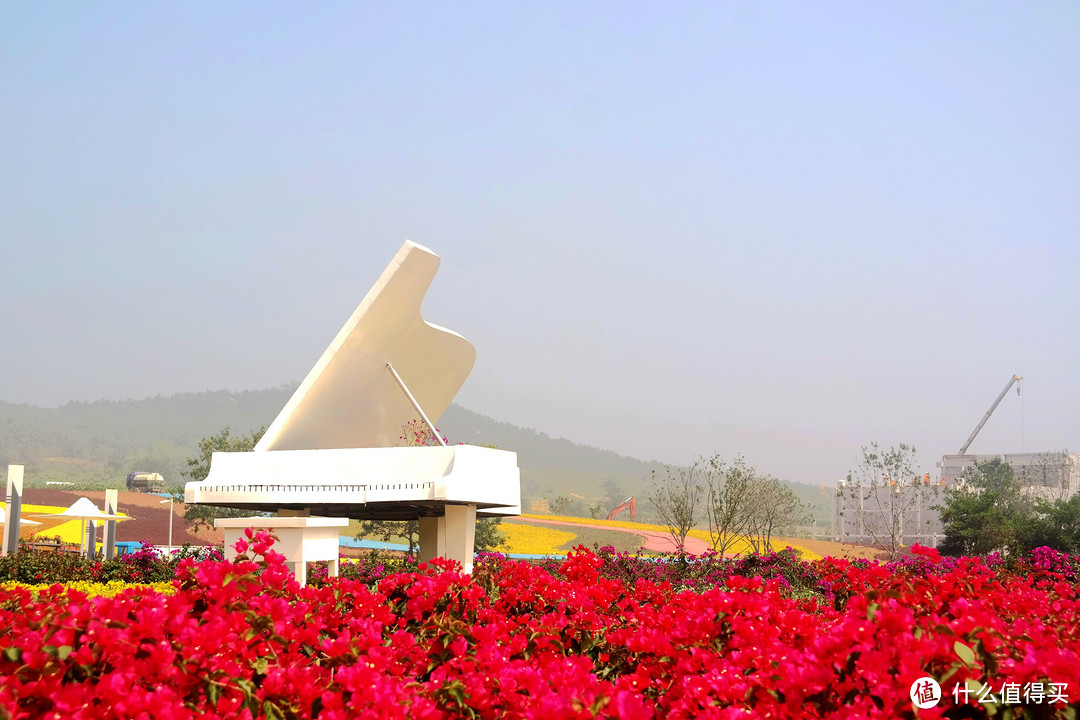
<box><xmin>606</xmin><ymin>496</ymin><xmax>636</xmax><ymax>521</ymax></box>
<box><xmin>957</xmin><ymin>374</ymin><xmax>1023</xmax><ymax>455</ymax></box>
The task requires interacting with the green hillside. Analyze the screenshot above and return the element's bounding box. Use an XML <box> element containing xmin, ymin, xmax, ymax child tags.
<box><xmin>0</xmin><ymin>389</ymin><xmax>293</xmax><ymax>487</ymax></box>
<box><xmin>0</xmin><ymin>389</ymin><xmax>831</xmax><ymax>523</ymax></box>
<box><xmin>439</xmin><ymin>404</ymin><xmax>666</xmax><ymax>512</ymax></box>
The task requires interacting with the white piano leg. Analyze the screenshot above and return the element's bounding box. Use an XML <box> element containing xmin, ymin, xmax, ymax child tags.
<box><xmin>418</xmin><ymin>516</ymin><xmax>446</xmax><ymax>564</ymax></box>
<box><xmin>329</xmin><ymin>558</ymin><xmax>339</xmax><ymax>578</ymax></box>
<box><xmin>444</xmin><ymin>504</ymin><xmax>477</xmax><ymax>574</ymax></box>
<box><xmin>289</xmin><ymin>560</ymin><xmax>307</xmax><ymax>587</ymax></box>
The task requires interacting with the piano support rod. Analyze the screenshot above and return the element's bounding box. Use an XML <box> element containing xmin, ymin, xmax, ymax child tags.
<box><xmin>385</xmin><ymin>363</ymin><xmax>448</xmax><ymax>447</ymax></box>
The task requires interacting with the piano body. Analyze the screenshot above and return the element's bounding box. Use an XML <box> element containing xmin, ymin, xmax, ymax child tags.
<box><xmin>185</xmin><ymin>241</ymin><xmax>520</xmax><ymax>582</ymax></box>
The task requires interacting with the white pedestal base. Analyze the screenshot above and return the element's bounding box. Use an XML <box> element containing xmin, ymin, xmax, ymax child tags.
<box><xmin>215</xmin><ymin>516</ymin><xmax>348</xmax><ymax>587</ymax></box>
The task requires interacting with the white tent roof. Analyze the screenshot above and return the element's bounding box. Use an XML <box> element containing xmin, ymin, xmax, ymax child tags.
<box><xmin>31</xmin><ymin>497</ymin><xmax>124</xmax><ymax>521</ymax></box>
<box><xmin>0</xmin><ymin>507</ymin><xmax>42</xmax><ymax>526</ymax></box>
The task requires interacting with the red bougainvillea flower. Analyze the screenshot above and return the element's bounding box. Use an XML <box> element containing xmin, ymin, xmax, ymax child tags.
<box><xmin>0</xmin><ymin>532</ymin><xmax>1076</xmax><ymax>719</ymax></box>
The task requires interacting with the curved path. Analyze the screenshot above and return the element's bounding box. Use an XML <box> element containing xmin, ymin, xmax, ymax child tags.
<box><xmin>511</xmin><ymin>516</ymin><xmax>712</xmax><ymax>555</ymax></box>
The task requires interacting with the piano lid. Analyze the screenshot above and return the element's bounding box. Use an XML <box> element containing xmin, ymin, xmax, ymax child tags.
<box><xmin>255</xmin><ymin>241</ymin><xmax>475</xmax><ymax>452</ymax></box>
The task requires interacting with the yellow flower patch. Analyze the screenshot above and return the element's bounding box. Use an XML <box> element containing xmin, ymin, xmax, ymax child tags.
<box><xmin>522</xmin><ymin>514</ymin><xmax>672</xmax><ymax>533</ymax></box>
<box><xmin>1</xmin><ymin>580</ymin><xmax>175</xmax><ymax>599</ymax></box>
<box><xmin>499</xmin><ymin>522</ymin><xmax>576</xmax><ymax>555</ymax></box>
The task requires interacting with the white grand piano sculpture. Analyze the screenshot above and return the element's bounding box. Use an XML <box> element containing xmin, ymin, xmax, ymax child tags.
<box><xmin>184</xmin><ymin>241</ymin><xmax>520</xmax><ymax>584</ymax></box>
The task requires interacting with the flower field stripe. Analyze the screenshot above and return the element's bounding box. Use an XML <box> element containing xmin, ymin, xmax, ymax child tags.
<box><xmin>521</xmin><ymin>513</ymin><xmax>822</xmax><ymax>560</ymax></box>
<box><xmin>0</xmin><ymin>580</ymin><xmax>175</xmax><ymax>598</ymax></box>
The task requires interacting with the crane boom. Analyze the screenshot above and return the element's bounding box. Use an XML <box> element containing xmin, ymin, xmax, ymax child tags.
<box><xmin>957</xmin><ymin>374</ymin><xmax>1023</xmax><ymax>455</ymax></box>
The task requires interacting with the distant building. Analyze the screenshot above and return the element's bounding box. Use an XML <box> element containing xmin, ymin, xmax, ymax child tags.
<box><xmin>834</xmin><ymin>450</ymin><xmax>1078</xmax><ymax>549</ymax></box>
<box><xmin>833</xmin><ymin>482</ymin><xmax>945</xmax><ymax>549</ymax></box>
<box><xmin>938</xmin><ymin>451</ymin><xmax>1079</xmax><ymax>502</ymax></box>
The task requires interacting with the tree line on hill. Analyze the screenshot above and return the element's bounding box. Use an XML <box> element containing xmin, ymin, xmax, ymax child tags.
<box><xmin>0</xmin><ymin>389</ymin><xmax>295</xmax><ymax>487</ymax></box>
<box><xmin>2</xmin><ymin>389</ymin><xmax>734</xmax><ymax>521</ymax></box>
<box><xmin>1</xmin><ymin>387</ymin><xmax>837</xmax><ymax>534</ymax></box>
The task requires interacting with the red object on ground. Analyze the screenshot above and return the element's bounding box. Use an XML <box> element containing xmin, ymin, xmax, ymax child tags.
<box><xmin>606</xmin><ymin>496</ymin><xmax>636</xmax><ymax>521</ymax></box>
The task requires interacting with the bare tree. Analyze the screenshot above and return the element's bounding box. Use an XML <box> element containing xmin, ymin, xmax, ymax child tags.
<box><xmin>836</xmin><ymin>442</ymin><xmax>933</xmax><ymax>560</ymax></box>
<box><xmin>702</xmin><ymin>455</ymin><xmax>811</xmax><ymax>556</ymax></box>
<box><xmin>745</xmin><ymin>475</ymin><xmax>809</xmax><ymax>553</ymax></box>
<box><xmin>703</xmin><ymin>454</ymin><xmax>751</xmax><ymax>555</ymax></box>
<box><xmin>650</xmin><ymin>463</ymin><xmax>703</xmax><ymax>552</ymax></box>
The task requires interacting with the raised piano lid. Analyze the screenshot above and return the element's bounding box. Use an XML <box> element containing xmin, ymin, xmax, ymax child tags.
<box><xmin>255</xmin><ymin>241</ymin><xmax>475</xmax><ymax>452</ymax></box>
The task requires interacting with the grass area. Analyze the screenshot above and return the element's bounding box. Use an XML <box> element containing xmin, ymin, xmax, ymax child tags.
<box><xmin>553</xmin><ymin>526</ymin><xmax>643</xmax><ymax>554</ymax></box>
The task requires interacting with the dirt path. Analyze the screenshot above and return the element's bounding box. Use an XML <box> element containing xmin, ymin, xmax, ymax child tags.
<box><xmin>512</xmin><ymin>517</ymin><xmax>712</xmax><ymax>555</ymax></box>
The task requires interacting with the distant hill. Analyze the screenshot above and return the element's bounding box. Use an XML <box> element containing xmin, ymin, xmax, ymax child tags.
<box><xmin>0</xmin><ymin>389</ymin><xmax>832</xmax><ymax>523</ymax></box>
<box><xmin>0</xmin><ymin>388</ymin><xmax>294</xmax><ymax>487</ymax></box>
<box><xmin>438</xmin><ymin>404</ymin><xmax>667</xmax><ymax>510</ymax></box>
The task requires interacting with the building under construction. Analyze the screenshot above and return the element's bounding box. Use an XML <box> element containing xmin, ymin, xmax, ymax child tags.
<box><xmin>834</xmin><ymin>374</ymin><xmax>1076</xmax><ymax>548</ymax></box>
<box><xmin>938</xmin><ymin>373</ymin><xmax>1078</xmax><ymax>501</ymax></box>
<box><xmin>938</xmin><ymin>451</ymin><xmax>1079</xmax><ymax>501</ymax></box>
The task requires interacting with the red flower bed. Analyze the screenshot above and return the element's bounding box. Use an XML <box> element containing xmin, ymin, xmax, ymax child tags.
<box><xmin>0</xmin><ymin>533</ymin><xmax>1076</xmax><ymax>719</ymax></box>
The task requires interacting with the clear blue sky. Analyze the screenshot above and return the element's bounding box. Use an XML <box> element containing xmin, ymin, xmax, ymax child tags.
<box><xmin>2</xmin><ymin>3</ymin><xmax>1077</xmax><ymax>485</ymax></box>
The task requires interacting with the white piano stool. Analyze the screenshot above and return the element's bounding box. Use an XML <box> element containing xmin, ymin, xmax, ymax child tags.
<box><xmin>215</xmin><ymin>516</ymin><xmax>349</xmax><ymax>587</ymax></box>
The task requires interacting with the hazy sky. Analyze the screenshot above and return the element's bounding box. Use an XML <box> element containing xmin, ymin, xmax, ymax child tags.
<box><xmin>3</xmin><ymin>3</ymin><xmax>1077</xmax><ymax>485</ymax></box>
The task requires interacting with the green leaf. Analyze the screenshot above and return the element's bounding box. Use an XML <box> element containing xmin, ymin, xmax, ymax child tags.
<box><xmin>954</xmin><ymin>641</ymin><xmax>976</xmax><ymax>667</ymax></box>
<box><xmin>2</xmin><ymin>647</ymin><xmax>21</xmax><ymax>663</ymax></box>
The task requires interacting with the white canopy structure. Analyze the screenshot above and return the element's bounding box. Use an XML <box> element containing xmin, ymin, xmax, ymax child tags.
<box><xmin>0</xmin><ymin>508</ymin><xmax>41</xmax><ymax>527</ymax></box>
<box><xmin>33</xmin><ymin>497</ymin><xmax>124</xmax><ymax>559</ymax></box>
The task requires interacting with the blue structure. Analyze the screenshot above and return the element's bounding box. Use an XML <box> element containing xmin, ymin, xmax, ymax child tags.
<box><xmin>114</xmin><ymin>541</ymin><xmax>143</xmax><ymax>556</ymax></box>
